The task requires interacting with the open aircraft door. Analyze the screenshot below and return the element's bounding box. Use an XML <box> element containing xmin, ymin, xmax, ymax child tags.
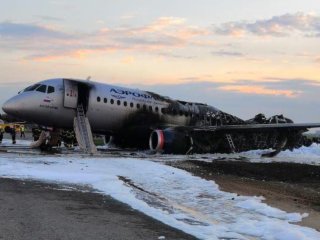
<box><xmin>63</xmin><ymin>79</ymin><xmax>78</xmax><ymax>108</ymax></box>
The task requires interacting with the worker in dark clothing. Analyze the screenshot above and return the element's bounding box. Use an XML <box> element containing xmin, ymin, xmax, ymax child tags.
<box><xmin>10</xmin><ymin>126</ymin><xmax>16</xmax><ymax>144</ymax></box>
<box><xmin>0</xmin><ymin>126</ymin><xmax>4</xmax><ymax>144</ymax></box>
<box><xmin>32</xmin><ymin>127</ymin><xmax>41</xmax><ymax>141</ymax></box>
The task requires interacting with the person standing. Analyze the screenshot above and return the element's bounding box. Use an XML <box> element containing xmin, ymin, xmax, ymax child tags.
<box><xmin>10</xmin><ymin>125</ymin><xmax>16</xmax><ymax>144</ymax></box>
<box><xmin>20</xmin><ymin>125</ymin><xmax>25</xmax><ymax>138</ymax></box>
<box><xmin>0</xmin><ymin>125</ymin><xmax>3</xmax><ymax>144</ymax></box>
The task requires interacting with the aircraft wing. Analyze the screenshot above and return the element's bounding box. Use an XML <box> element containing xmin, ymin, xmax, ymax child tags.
<box><xmin>150</xmin><ymin>122</ymin><xmax>320</xmax><ymax>154</ymax></box>
<box><xmin>192</xmin><ymin>123</ymin><xmax>320</xmax><ymax>133</ymax></box>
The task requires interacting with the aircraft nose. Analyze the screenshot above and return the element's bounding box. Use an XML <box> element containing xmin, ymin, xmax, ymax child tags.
<box><xmin>2</xmin><ymin>97</ymin><xmax>21</xmax><ymax>116</ymax></box>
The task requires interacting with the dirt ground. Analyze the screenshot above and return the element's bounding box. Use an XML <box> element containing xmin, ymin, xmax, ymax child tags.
<box><xmin>168</xmin><ymin>160</ymin><xmax>320</xmax><ymax>231</ymax></box>
<box><xmin>0</xmin><ymin>178</ymin><xmax>195</xmax><ymax>240</ymax></box>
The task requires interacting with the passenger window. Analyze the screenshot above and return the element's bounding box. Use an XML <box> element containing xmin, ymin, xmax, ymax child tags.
<box><xmin>47</xmin><ymin>86</ymin><xmax>55</xmax><ymax>94</ymax></box>
<box><xmin>155</xmin><ymin>107</ymin><xmax>159</xmax><ymax>112</ymax></box>
<box><xmin>97</xmin><ymin>97</ymin><xmax>101</xmax><ymax>102</ymax></box>
<box><xmin>130</xmin><ymin>102</ymin><xmax>134</xmax><ymax>108</ymax></box>
<box><xmin>161</xmin><ymin>108</ymin><xmax>166</xmax><ymax>114</ymax></box>
<box><xmin>149</xmin><ymin>106</ymin><xmax>152</xmax><ymax>112</ymax></box>
<box><xmin>104</xmin><ymin>98</ymin><xmax>107</xmax><ymax>103</ymax></box>
<box><xmin>36</xmin><ymin>85</ymin><xmax>47</xmax><ymax>93</ymax></box>
<box><xmin>124</xmin><ymin>101</ymin><xmax>127</xmax><ymax>107</ymax></box>
<box><xmin>117</xmin><ymin>100</ymin><xmax>121</xmax><ymax>105</ymax></box>
<box><xmin>137</xmin><ymin>103</ymin><xmax>140</xmax><ymax>109</ymax></box>
<box><xmin>110</xmin><ymin>99</ymin><xmax>114</xmax><ymax>104</ymax></box>
<box><xmin>143</xmin><ymin>105</ymin><xmax>147</xmax><ymax>111</ymax></box>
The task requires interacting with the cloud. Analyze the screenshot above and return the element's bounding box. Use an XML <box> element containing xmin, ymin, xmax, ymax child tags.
<box><xmin>24</xmin><ymin>44</ymin><xmax>119</xmax><ymax>61</ymax></box>
<box><xmin>25</xmin><ymin>54</ymin><xmax>64</xmax><ymax>62</ymax></box>
<box><xmin>260</xmin><ymin>77</ymin><xmax>320</xmax><ymax>89</ymax></box>
<box><xmin>0</xmin><ymin>22</ymin><xmax>68</xmax><ymax>39</ymax></box>
<box><xmin>130</xmin><ymin>78</ymin><xmax>320</xmax><ymax>122</ymax></box>
<box><xmin>35</xmin><ymin>15</ymin><xmax>63</xmax><ymax>22</ymax></box>
<box><xmin>121</xmin><ymin>56</ymin><xmax>135</xmax><ymax>64</ymax></box>
<box><xmin>215</xmin><ymin>12</ymin><xmax>320</xmax><ymax>37</ymax></box>
<box><xmin>139</xmin><ymin>17</ymin><xmax>186</xmax><ymax>33</ymax></box>
<box><xmin>158</xmin><ymin>52</ymin><xmax>195</xmax><ymax>59</ymax></box>
<box><xmin>211</xmin><ymin>50</ymin><xmax>244</xmax><ymax>57</ymax></box>
<box><xmin>218</xmin><ymin>85</ymin><xmax>300</xmax><ymax>97</ymax></box>
<box><xmin>178</xmin><ymin>77</ymin><xmax>319</xmax><ymax>98</ymax></box>
<box><xmin>0</xmin><ymin>17</ymin><xmax>211</xmax><ymax>61</ymax></box>
<box><xmin>120</xmin><ymin>14</ymin><xmax>136</xmax><ymax>20</ymax></box>
<box><xmin>222</xmin><ymin>78</ymin><xmax>320</xmax><ymax>95</ymax></box>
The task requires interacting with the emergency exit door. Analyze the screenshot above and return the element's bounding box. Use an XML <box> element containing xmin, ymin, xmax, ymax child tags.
<box><xmin>63</xmin><ymin>79</ymin><xmax>78</xmax><ymax>108</ymax></box>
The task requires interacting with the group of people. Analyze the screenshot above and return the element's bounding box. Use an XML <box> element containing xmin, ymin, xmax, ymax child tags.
<box><xmin>0</xmin><ymin>124</ymin><xmax>25</xmax><ymax>144</ymax></box>
<box><xmin>32</xmin><ymin>128</ymin><xmax>77</xmax><ymax>148</ymax></box>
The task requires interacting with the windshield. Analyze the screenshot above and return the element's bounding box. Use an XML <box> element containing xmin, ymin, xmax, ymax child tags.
<box><xmin>21</xmin><ymin>83</ymin><xmax>55</xmax><ymax>94</ymax></box>
<box><xmin>23</xmin><ymin>84</ymin><xmax>41</xmax><ymax>92</ymax></box>
<box><xmin>35</xmin><ymin>85</ymin><xmax>47</xmax><ymax>93</ymax></box>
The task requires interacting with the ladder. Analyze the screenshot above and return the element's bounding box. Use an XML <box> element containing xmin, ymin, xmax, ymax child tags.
<box><xmin>74</xmin><ymin>104</ymin><xmax>97</xmax><ymax>154</ymax></box>
<box><xmin>225</xmin><ymin>134</ymin><xmax>236</xmax><ymax>153</ymax></box>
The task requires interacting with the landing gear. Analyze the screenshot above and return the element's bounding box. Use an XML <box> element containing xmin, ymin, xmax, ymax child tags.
<box><xmin>105</xmin><ymin>135</ymin><xmax>114</xmax><ymax>145</ymax></box>
<box><xmin>61</xmin><ymin>129</ymin><xmax>77</xmax><ymax>148</ymax></box>
<box><xmin>30</xmin><ymin>128</ymin><xmax>61</xmax><ymax>152</ymax></box>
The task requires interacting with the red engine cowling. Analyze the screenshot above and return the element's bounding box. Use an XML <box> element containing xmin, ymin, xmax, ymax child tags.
<box><xmin>149</xmin><ymin>128</ymin><xmax>193</xmax><ymax>154</ymax></box>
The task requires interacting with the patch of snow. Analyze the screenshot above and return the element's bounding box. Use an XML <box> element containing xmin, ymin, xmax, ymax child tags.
<box><xmin>0</xmin><ymin>155</ymin><xmax>319</xmax><ymax>240</ymax></box>
<box><xmin>157</xmin><ymin>144</ymin><xmax>320</xmax><ymax>166</ymax></box>
<box><xmin>240</xmin><ymin>144</ymin><xmax>320</xmax><ymax>165</ymax></box>
<box><xmin>235</xmin><ymin>198</ymin><xmax>306</xmax><ymax>222</ymax></box>
<box><xmin>0</xmin><ymin>138</ymin><xmax>32</xmax><ymax>146</ymax></box>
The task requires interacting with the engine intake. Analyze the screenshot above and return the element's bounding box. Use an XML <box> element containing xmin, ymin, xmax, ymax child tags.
<box><xmin>149</xmin><ymin>128</ymin><xmax>192</xmax><ymax>154</ymax></box>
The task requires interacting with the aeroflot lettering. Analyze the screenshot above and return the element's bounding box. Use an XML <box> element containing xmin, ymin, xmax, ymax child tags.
<box><xmin>110</xmin><ymin>88</ymin><xmax>153</xmax><ymax>99</ymax></box>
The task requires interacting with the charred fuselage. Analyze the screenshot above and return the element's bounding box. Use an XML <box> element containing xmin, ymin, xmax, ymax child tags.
<box><xmin>2</xmin><ymin>78</ymin><xmax>317</xmax><ymax>154</ymax></box>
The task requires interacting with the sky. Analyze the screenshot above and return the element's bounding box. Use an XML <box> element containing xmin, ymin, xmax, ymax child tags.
<box><xmin>0</xmin><ymin>0</ymin><xmax>320</xmax><ymax>122</ymax></box>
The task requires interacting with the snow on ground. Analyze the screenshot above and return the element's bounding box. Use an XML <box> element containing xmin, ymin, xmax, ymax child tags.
<box><xmin>0</xmin><ymin>138</ymin><xmax>31</xmax><ymax>146</ymax></box>
<box><xmin>157</xmin><ymin>144</ymin><xmax>320</xmax><ymax>166</ymax></box>
<box><xmin>240</xmin><ymin>144</ymin><xmax>320</xmax><ymax>165</ymax></box>
<box><xmin>0</xmin><ymin>154</ymin><xmax>320</xmax><ymax>240</ymax></box>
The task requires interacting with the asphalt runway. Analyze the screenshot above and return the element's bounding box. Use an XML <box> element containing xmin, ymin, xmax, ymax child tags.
<box><xmin>0</xmin><ymin>178</ymin><xmax>195</xmax><ymax>240</ymax></box>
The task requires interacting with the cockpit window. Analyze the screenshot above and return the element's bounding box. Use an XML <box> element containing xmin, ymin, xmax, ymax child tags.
<box><xmin>36</xmin><ymin>85</ymin><xmax>47</xmax><ymax>93</ymax></box>
<box><xmin>24</xmin><ymin>84</ymin><xmax>41</xmax><ymax>92</ymax></box>
<box><xmin>47</xmin><ymin>86</ymin><xmax>55</xmax><ymax>94</ymax></box>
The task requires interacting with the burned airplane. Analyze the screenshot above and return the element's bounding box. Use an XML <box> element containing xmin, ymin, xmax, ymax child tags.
<box><xmin>2</xmin><ymin>78</ymin><xmax>320</xmax><ymax>155</ymax></box>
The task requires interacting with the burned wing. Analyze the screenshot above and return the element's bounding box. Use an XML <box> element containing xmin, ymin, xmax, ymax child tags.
<box><xmin>149</xmin><ymin>121</ymin><xmax>320</xmax><ymax>154</ymax></box>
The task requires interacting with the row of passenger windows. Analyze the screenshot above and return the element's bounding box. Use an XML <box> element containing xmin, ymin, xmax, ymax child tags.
<box><xmin>96</xmin><ymin>96</ymin><xmax>217</xmax><ymax>121</ymax></box>
<box><xmin>97</xmin><ymin>96</ymin><xmax>161</xmax><ymax>113</ymax></box>
<box><xmin>96</xmin><ymin>96</ymin><xmax>203</xmax><ymax>118</ymax></box>
<box><xmin>23</xmin><ymin>84</ymin><xmax>55</xmax><ymax>94</ymax></box>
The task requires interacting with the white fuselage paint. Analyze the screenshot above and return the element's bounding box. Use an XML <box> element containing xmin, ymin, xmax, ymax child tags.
<box><xmin>3</xmin><ymin>78</ymin><xmax>192</xmax><ymax>134</ymax></box>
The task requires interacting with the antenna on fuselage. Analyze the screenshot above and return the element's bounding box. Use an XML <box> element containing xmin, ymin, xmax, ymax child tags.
<box><xmin>86</xmin><ymin>76</ymin><xmax>91</xmax><ymax>81</ymax></box>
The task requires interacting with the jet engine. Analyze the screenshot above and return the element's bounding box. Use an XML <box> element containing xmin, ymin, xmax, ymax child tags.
<box><xmin>149</xmin><ymin>128</ymin><xmax>193</xmax><ymax>154</ymax></box>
